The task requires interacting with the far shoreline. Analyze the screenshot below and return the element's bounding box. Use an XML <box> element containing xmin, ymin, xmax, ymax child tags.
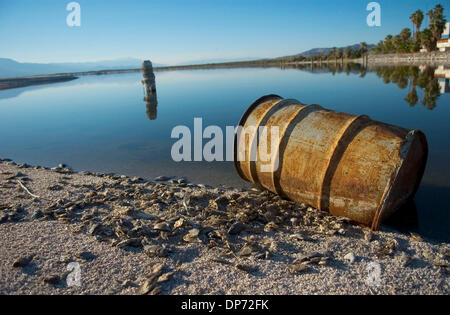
<box><xmin>0</xmin><ymin>51</ymin><xmax>449</xmax><ymax>91</ymax></box>
<box><xmin>0</xmin><ymin>75</ymin><xmax>79</xmax><ymax>91</ymax></box>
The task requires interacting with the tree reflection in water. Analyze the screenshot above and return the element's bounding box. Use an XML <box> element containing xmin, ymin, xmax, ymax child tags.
<box><xmin>284</xmin><ymin>62</ymin><xmax>446</xmax><ymax>110</ymax></box>
<box><xmin>371</xmin><ymin>65</ymin><xmax>442</xmax><ymax>110</ymax></box>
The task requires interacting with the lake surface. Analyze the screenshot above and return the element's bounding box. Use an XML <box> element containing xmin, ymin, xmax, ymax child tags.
<box><xmin>1</xmin><ymin>65</ymin><xmax>449</xmax><ymax>241</ymax></box>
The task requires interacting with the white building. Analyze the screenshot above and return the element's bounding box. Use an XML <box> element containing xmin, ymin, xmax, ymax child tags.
<box><xmin>437</xmin><ymin>22</ymin><xmax>450</xmax><ymax>52</ymax></box>
<box><xmin>434</xmin><ymin>65</ymin><xmax>450</xmax><ymax>93</ymax></box>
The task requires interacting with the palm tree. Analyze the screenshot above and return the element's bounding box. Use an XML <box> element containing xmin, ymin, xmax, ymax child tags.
<box><xmin>405</xmin><ymin>86</ymin><xmax>418</xmax><ymax>107</ymax></box>
<box><xmin>359</xmin><ymin>42</ymin><xmax>368</xmax><ymax>55</ymax></box>
<box><xmin>344</xmin><ymin>46</ymin><xmax>351</xmax><ymax>59</ymax></box>
<box><xmin>328</xmin><ymin>47</ymin><xmax>336</xmax><ymax>61</ymax></box>
<box><xmin>337</xmin><ymin>48</ymin><xmax>343</xmax><ymax>62</ymax></box>
<box><xmin>410</xmin><ymin>10</ymin><xmax>424</xmax><ymax>39</ymax></box>
<box><xmin>420</xmin><ymin>29</ymin><xmax>436</xmax><ymax>52</ymax></box>
<box><xmin>383</xmin><ymin>35</ymin><xmax>394</xmax><ymax>52</ymax></box>
<box><xmin>359</xmin><ymin>67</ymin><xmax>367</xmax><ymax>78</ymax></box>
<box><xmin>422</xmin><ymin>79</ymin><xmax>440</xmax><ymax>110</ymax></box>
<box><xmin>400</xmin><ymin>28</ymin><xmax>412</xmax><ymax>41</ymax></box>
<box><xmin>427</xmin><ymin>4</ymin><xmax>447</xmax><ymax>43</ymax></box>
<box><xmin>359</xmin><ymin>42</ymin><xmax>368</xmax><ymax>65</ymax></box>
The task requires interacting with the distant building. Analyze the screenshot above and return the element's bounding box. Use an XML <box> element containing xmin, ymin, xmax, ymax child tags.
<box><xmin>437</xmin><ymin>22</ymin><xmax>450</xmax><ymax>52</ymax></box>
<box><xmin>434</xmin><ymin>65</ymin><xmax>450</xmax><ymax>93</ymax></box>
<box><xmin>439</xmin><ymin>79</ymin><xmax>450</xmax><ymax>93</ymax></box>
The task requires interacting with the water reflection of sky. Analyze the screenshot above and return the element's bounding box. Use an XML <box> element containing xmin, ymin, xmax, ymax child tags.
<box><xmin>0</xmin><ymin>66</ymin><xmax>449</xmax><ymax>241</ymax></box>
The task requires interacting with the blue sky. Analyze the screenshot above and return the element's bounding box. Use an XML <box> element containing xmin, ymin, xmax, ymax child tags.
<box><xmin>0</xmin><ymin>0</ymin><xmax>446</xmax><ymax>64</ymax></box>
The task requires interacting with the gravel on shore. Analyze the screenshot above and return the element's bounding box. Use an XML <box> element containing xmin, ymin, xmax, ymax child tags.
<box><xmin>0</xmin><ymin>158</ymin><xmax>448</xmax><ymax>295</ymax></box>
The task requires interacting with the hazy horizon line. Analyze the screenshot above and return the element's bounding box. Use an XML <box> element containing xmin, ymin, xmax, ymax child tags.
<box><xmin>1</xmin><ymin>42</ymin><xmax>371</xmax><ymax>66</ymax></box>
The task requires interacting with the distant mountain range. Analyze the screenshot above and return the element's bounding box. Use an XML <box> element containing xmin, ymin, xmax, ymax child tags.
<box><xmin>174</xmin><ymin>57</ymin><xmax>258</xmax><ymax>66</ymax></box>
<box><xmin>280</xmin><ymin>43</ymin><xmax>375</xmax><ymax>59</ymax></box>
<box><xmin>1</xmin><ymin>44</ymin><xmax>375</xmax><ymax>78</ymax></box>
<box><xmin>0</xmin><ymin>58</ymin><xmax>165</xmax><ymax>78</ymax></box>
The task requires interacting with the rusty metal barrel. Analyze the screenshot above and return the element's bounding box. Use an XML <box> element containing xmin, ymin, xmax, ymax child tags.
<box><xmin>234</xmin><ymin>95</ymin><xmax>428</xmax><ymax>230</ymax></box>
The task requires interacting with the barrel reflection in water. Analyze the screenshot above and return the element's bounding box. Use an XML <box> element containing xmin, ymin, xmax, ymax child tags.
<box><xmin>142</xmin><ymin>60</ymin><xmax>158</xmax><ymax>120</ymax></box>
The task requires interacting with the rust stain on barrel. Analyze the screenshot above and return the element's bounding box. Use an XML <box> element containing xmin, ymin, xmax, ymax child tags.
<box><xmin>234</xmin><ymin>95</ymin><xmax>428</xmax><ymax>229</ymax></box>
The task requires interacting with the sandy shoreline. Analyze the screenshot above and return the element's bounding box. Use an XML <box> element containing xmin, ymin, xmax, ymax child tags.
<box><xmin>0</xmin><ymin>75</ymin><xmax>78</xmax><ymax>90</ymax></box>
<box><xmin>0</xmin><ymin>158</ymin><xmax>448</xmax><ymax>295</ymax></box>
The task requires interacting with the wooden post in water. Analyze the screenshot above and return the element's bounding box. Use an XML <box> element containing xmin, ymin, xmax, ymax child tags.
<box><xmin>142</xmin><ymin>60</ymin><xmax>158</xmax><ymax>120</ymax></box>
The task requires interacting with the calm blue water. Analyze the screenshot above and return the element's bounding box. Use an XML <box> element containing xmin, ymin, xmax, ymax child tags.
<box><xmin>0</xmin><ymin>66</ymin><xmax>449</xmax><ymax>241</ymax></box>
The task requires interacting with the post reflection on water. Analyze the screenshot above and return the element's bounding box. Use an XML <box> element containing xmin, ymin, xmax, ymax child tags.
<box><xmin>142</xmin><ymin>60</ymin><xmax>158</xmax><ymax>120</ymax></box>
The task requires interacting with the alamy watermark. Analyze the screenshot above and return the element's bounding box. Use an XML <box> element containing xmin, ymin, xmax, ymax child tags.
<box><xmin>366</xmin><ymin>2</ymin><xmax>381</xmax><ymax>27</ymax></box>
<box><xmin>170</xmin><ymin>118</ymin><xmax>279</xmax><ymax>173</ymax></box>
<box><xmin>66</xmin><ymin>262</ymin><xmax>81</xmax><ymax>287</ymax></box>
<box><xmin>66</xmin><ymin>2</ymin><xmax>81</xmax><ymax>27</ymax></box>
<box><xmin>365</xmin><ymin>261</ymin><xmax>382</xmax><ymax>287</ymax></box>
<box><xmin>65</xmin><ymin>2</ymin><xmax>380</xmax><ymax>28</ymax></box>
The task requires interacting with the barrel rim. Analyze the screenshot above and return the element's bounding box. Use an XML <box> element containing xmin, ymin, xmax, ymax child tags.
<box><xmin>370</xmin><ymin>129</ymin><xmax>428</xmax><ymax>230</ymax></box>
<box><xmin>233</xmin><ymin>94</ymin><xmax>283</xmax><ymax>181</ymax></box>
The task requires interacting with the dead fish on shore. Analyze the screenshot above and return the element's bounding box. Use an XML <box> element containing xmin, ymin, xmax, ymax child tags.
<box><xmin>154</xmin><ymin>176</ymin><xmax>171</xmax><ymax>182</ymax></box>
<box><xmin>88</xmin><ymin>223</ymin><xmax>103</xmax><ymax>235</ymax></box>
<box><xmin>183</xmin><ymin>228</ymin><xmax>200</xmax><ymax>243</ymax></box>
<box><xmin>144</xmin><ymin>245</ymin><xmax>170</xmax><ymax>258</ymax></box>
<box><xmin>211</xmin><ymin>258</ymin><xmax>232</xmax><ymax>265</ymax></box>
<box><xmin>116</xmin><ymin>238</ymin><xmax>142</xmax><ymax>248</ymax></box>
<box><xmin>1</xmin><ymin>206</ymin><xmax>27</xmax><ymax>223</ymax></box>
<box><xmin>288</xmin><ymin>263</ymin><xmax>310</xmax><ymax>274</ymax></box>
<box><xmin>157</xmin><ymin>271</ymin><xmax>175</xmax><ymax>283</ymax></box>
<box><xmin>12</xmin><ymin>254</ymin><xmax>34</xmax><ymax>268</ymax></box>
<box><xmin>363</xmin><ymin>230</ymin><xmax>373</xmax><ymax>242</ymax></box>
<box><xmin>409</xmin><ymin>232</ymin><xmax>423</xmax><ymax>242</ymax></box>
<box><xmin>238</xmin><ymin>242</ymin><xmax>261</xmax><ymax>257</ymax></box>
<box><xmin>5</xmin><ymin>172</ymin><xmax>27</xmax><ymax>180</ymax></box>
<box><xmin>43</xmin><ymin>274</ymin><xmax>61</xmax><ymax>285</ymax></box>
<box><xmin>432</xmin><ymin>259</ymin><xmax>449</xmax><ymax>268</ymax></box>
<box><xmin>76</xmin><ymin>251</ymin><xmax>97</xmax><ymax>262</ymax></box>
<box><xmin>153</xmin><ymin>222</ymin><xmax>170</xmax><ymax>232</ymax></box>
<box><xmin>397</xmin><ymin>253</ymin><xmax>415</xmax><ymax>267</ymax></box>
<box><xmin>209</xmin><ymin>196</ymin><xmax>229</xmax><ymax>211</ymax></box>
<box><xmin>173</xmin><ymin>218</ymin><xmax>185</xmax><ymax>230</ymax></box>
<box><xmin>47</xmin><ymin>184</ymin><xmax>63</xmax><ymax>191</ymax></box>
<box><xmin>235</xmin><ymin>264</ymin><xmax>258</xmax><ymax>274</ymax></box>
<box><xmin>289</xmin><ymin>232</ymin><xmax>312</xmax><ymax>242</ymax></box>
<box><xmin>138</xmin><ymin>263</ymin><xmax>166</xmax><ymax>295</ymax></box>
<box><xmin>264</xmin><ymin>221</ymin><xmax>279</xmax><ymax>232</ymax></box>
<box><xmin>182</xmin><ymin>193</ymin><xmax>190</xmax><ymax>211</ymax></box>
<box><xmin>375</xmin><ymin>238</ymin><xmax>398</xmax><ymax>257</ymax></box>
<box><xmin>228</xmin><ymin>221</ymin><xmax>247</xmax><ymax>235</ymax></box>
<box><xmin>293</xmin><ymin>252</ymin><xmax>329</xmax><ymax>266</ymax></box>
